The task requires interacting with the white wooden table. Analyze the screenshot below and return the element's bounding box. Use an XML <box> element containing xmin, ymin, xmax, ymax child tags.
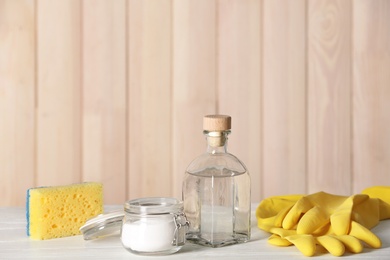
<box><xmin>1</xmin><ymin>205</ymin><xmax>390</xmax><ymax>259</ymax></box>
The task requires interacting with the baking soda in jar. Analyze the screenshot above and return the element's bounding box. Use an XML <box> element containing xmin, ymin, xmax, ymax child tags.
<box><xmin>121</xmin><ymin>216</ymin><xmax>175</xmax><ymax>252</ymax></box>
<box><xmin>121</xmin><ymin>197</ymin><xmax>189</xmax><ymax>255</ymax></box>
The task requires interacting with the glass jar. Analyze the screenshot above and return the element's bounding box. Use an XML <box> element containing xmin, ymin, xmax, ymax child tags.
<box><xmin>182</xmin><ymin>115</ymin><xmax>251</xmax><ymax>247</ymax></box>
<box><xmin>121</xmin><ymin>197</ymin><xmax>189</xmax><ymax>255</ymax></box>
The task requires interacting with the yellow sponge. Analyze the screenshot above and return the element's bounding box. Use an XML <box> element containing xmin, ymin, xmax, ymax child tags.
<box><xmin>26</xmin><ymin>182</ymin><xmax>103</xmax><ymax>240</ymax></box>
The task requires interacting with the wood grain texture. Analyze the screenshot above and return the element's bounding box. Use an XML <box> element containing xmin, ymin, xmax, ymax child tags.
<box><xmin>352</xmin><ymin>0</ymin><xmax>390</xmax><ymax>193</ymax></box>
<box><xmin>127</xmin><ymin>0</ymin><xmax>172</xmax><ymax>199</ymax></box>
<box><xmin>0</xmin><ymin>0</ymin><xmax>35</xmax><ymax>206</ymax></box>
<box><xmin>36</xmin><ymin>0</ymin><xmax>82</xmax><ymax>186</ymax></box>
<box><xmin>217</xmin><ymin>0</ymin><xmax>262</xmax><ymax>200</ymax></box>
<box><xmin>172</xmin><ymin>0</ymin><xmax>217</xmax><ymax>199</ymax></box>
<box><xmin>262</xmin><ymin>0</ymin><xmax>307</xmax><ymax>197</ymax></box>
<box><xmin>1</xmin><ymin>0</ymin><xmax>390</xmax><ymax>206</ymax></box>
<box><xmin>82</xmin><ymin>0</ymin><xmax>127</xmax><ymax>204</ymax></box>
<box><xmin>307</xmin><ymin>0</ymin><xmax>352</xmax><ymax>195</ymax></box>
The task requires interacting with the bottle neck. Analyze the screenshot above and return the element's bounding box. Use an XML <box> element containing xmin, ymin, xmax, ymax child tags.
<box><xmin>204</xmin><ymin>130</ymin><xmax>230</xmax><ymax>154</ymax></box>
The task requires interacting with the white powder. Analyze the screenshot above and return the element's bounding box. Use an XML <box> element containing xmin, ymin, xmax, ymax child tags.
<box><xmin>121</xmin><ymin>216</ymin><xmax>176</xmax><ymax>252</ymax></box>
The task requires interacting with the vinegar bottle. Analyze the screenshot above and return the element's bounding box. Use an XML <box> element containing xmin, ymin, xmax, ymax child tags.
<box><xmin>182</xmin><ymin>115</ymin><xmax>251</xmax><ymax>247</ymax></box>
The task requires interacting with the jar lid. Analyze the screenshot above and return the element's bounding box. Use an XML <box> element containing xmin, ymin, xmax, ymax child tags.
<box><xmin>125</xmin><ymin>197</ymin><xmax>183</xmax><ymax>215</ymax></box>
<box><xmin>79</xmin><ymin>210</ymin><xmax>124</xmax><ymax>240</ymax></box>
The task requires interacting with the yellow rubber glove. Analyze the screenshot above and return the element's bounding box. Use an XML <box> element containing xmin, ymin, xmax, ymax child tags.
<box><xmin>282</xmin><ymin>192</ymin><xmax>384</xmax><ymax>236</ymax></box>
<box><xmin>257</xmin><ymin>196</ymin><xmax>383</xmax><ymax>256</ymax></box>
<box><xmin>256</xmin><ymin>186</ymin><xmax>390</xmax><ymax>256</ymax></box>
<box><xmin>268</xmin><ymin>225</ymin><xmax>367</xmax><ymax>256</ymax></box>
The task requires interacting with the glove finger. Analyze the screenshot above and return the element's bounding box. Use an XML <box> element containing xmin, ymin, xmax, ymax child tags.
<box><xmin>257</xmin><ymin>205</ymin><xmax>293</xmax><ymax>232</ymax></box>
<box><xmin>273</xmin><ymin>206</ymin><xmax>294</xmax><ymax>228</ymax></box>
<box><xmin>349</xmin><ymin>221</ymin><xmax>381</xmax><ymax>248</ymax></box>
<box><xmin>331</xmin><ymin>210</ymin><xmax>351</xmax><ymax>235</ymax></box>
<box><xmin>285</xmin><ymin>234</ymin><xmax>316</xmax><ymax>257</ymax></box>
<box><xmin>297</xmin><ymin>206</ymin><xmax>329</xmax><ymax>234</ymax></box>
<box><xmin>268</xmin><ymin>234</ymin><xmax>292</xmax><ymax>247</ymax></box>
<box><xmin>316</xmin><ymin>236</ymin><xmax>345</xmax><ymax>256</ymax></box>
<box><xmin>335</xmin><ymin>235</ymin><xmax>363</xmax><ymax>253</ymax></box>
<box><xmin>256</xmin><ymin>195</ymin><xmax>300</xmax><ymax>231</ymax></box>
<box><xmin>330</xmin><ymin>194</ymin><xmax>368</xmax><ymax>235</ymax></box>
<box><xmin>283</xmin><ymin>197</ymin><xmax>313</xmax><ymax>230</ymax></box>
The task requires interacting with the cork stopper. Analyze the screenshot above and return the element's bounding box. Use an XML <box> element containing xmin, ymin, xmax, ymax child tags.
<box><xmin>203</xmin><ymin>115</ymin><xmax>231</xmax><ymax>132</ymax></box>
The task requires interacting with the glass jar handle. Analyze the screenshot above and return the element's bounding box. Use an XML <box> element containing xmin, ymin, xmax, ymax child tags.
<box><xmin>172</xmin><ymin>213</ymin><xmax>189</xmax><ymax>246</ymax></box>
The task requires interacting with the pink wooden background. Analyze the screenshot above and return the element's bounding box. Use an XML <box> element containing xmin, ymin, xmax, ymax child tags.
<box><xmin>1</xmin><ymin>0</ymin><xmax>389</xmax><ymax>206</ymax></box>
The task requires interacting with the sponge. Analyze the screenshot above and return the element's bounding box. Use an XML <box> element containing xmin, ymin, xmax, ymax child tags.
<box><xmin>26</xmin><ymin>182</ymin><xmax>103</xmax><ymax>240</ymax></box>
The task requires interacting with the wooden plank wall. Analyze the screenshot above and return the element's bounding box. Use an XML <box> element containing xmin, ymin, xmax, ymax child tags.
<box><xmin>1</xmin><ymin>0</ymin><xmax>389</xmax><ymax>206</ymax></box>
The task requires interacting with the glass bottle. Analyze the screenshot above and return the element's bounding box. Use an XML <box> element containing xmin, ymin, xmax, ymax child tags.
<box><xmin>182</xmin><ymin>115</ymin><xmax>251</xmax><ymax>247</ymax></box>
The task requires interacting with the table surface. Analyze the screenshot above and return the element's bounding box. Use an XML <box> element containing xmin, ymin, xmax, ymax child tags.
<box><xmin>1</xmin><ymin>205</ymin><xmax>390</xmax><ymax>259</ymax></box>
